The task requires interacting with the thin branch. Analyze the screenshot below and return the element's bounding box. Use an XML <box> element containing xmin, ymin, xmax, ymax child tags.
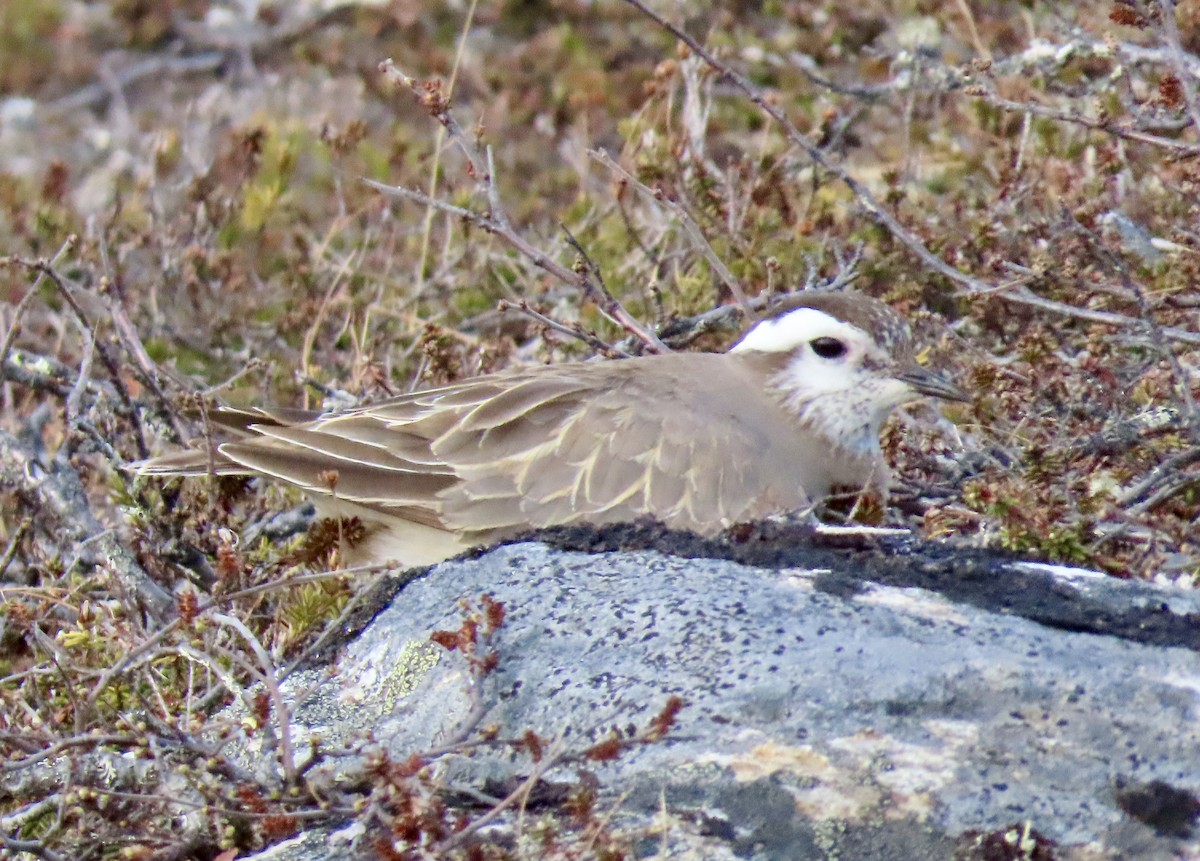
<box><xmin>364</xmin><ymin>175</ymin><xmax>669</xmax><ymax>352</ymax></box>
<box><xmin>559</xmin><ymin>223</ymin><xmax>669</xmax><ymax>347</ymax></box>
<box><xmin>0</xmin><ymin>430</ymin><xmax>175</xmax><ymax>622</ymax></box>
<box><xmin>497</xmin><ymin>300</ymin><xmax>628</xmax><ymax>358</ymax></box>
<box><xmin>413</xmin><ymin>0</ymin><xmax>482</xmax><ymax>295</ymax></box>
<box><xmin>80</xmin><ymin>564</ymin><xmax>381</xmax><ymax>715</ymax></box>
<box><xmin>210</xmin><ymin>613</ymin><xmax>297</xmax><ymax>783</ymax></box>
<box><xmin>0</xmin><ymin>237</ymin><xmax>77</xmax><ymax>380</ymax></box>
<box><xmin>588</xmin><ymin>148</ymin><xmax>754</xmax><ymax>318</ymax></box>
<box><xmin>432</xmin><ymin>731</ymin><xmax>570</xmax><ymax>853</ymax></box>
<box><xmin>1157</xmin><ymin>0</ymin><xmax>1200</xmax><ymax>137</ymax></box>
<box><xmin>621</xmin><ymin>0</ymin><xmax>1200</xmax><ymax>351</ymax></box>
<box><xmin>40</xmin><ymin>53</ymin><xmax>224</xmax><ymax>120</ymax></box>
<box><xmin>374</xmin><ymin>60</ymin><xmax>670</xmax><ymax>353</ymax></box>
<box><xmin>970</xmin><ymin>87</ymin><xmax>1200</xmax><ymax>156</ymax></box>
<box><xmin>619</xmin><ymin>0</ymin><xmax>989</xmax><ymax>294</ymax></box>
<box><xmin>0</xmin><ymin>518</ymin><xmax>31</xmax><ymax>579</ymax></box>
<box><xmin>0</xmin><ymin>835</ymin><xmax>67</xmax><ymax>861</ymax></box>
<box><xmin>1118</xmin><ymin>445</ymin><xmax>1200</xmax><ymax>507</ymax></box>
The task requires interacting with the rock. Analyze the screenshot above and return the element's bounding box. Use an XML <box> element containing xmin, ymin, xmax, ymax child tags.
<box><xmin>240</xmin><ymin>525</ymin><xmax>1200</xmax><ymax>860</ymax></box>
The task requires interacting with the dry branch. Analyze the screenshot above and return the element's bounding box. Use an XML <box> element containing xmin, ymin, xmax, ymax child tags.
<box><xmin>372</xmin><ymin>60</ymin><xmax>670</xmax><ymax>354</ymax></box>
<box><xmin>0</xmin><ymin>430</ymin><xmax>175</xmax><ymax>621</ymax></box>
<box><xmin>622</xmin><ymin>0</ymin><xmax>1200</xmax><ymax>350</ymax></box>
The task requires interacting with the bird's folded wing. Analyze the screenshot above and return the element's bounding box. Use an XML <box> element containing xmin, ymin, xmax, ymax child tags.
<box><xmin>135</xmin><ymin>357</ymin><xmax>816</xmax><ymax>538</ymax></box>
<box><xmin>433</xmin><ymin>360</ymin><xmax>812</xmax><ymax>536</ymax></box>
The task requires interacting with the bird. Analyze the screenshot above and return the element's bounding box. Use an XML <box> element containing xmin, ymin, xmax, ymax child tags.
<box><xmin>136</xmin><ymin>291</ymin><xmax>968</xmax><ymax>567</ymax></box>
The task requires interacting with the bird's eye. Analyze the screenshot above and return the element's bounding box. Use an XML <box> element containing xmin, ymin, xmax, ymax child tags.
<box><xmin>810</xmin><ymin>337</ymin><xmax>847</xmax><ymax>359</ymax></box>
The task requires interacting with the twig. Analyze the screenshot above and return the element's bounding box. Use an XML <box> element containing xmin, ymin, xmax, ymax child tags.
<box><xmin>0</xmin><ymin>238</ymin><xmax>77</xmax><ymax>377</ymax></box>
<box><xmin>619</xmin><ymin>0</ymin><xmax>989</xmax><ymax>294</ymax></box>
<box><xmin>299</xmin><ymin>243</ymin><xmax>360</xmax><ymax>409</ymax></box>
<box><xmin>0</xmin><ymin>430</ymin><xmax>175</xmax><ymax>622</ymax></box>
<box><xmin>622</xmin><ymin>0</ymin><xmax>1200</xmax><ymax>351</ymax></box>
<box><xmin>6</xmin><ymin>257</ymin><xmax>142</xmax><ymax>429</ymax></box>
<box><xmin>41</xmin><ymin>3</ymin><xmax>356</xmax><ymax>118</ymax></box>
<box><xmin>497</xmin><ymin>300</ymin><xmax>629</xmax><ymax>358</ymax></box>
<box><xmin>1118</xmin><ymin>445</ymin><xmax>1200</xmax><ymax>507</ymax></box>
<box><xmin>80</xmin><ymin>563</ymin><xmax>382</xmax><ymax>715</ymax></box>
<box><xmin>588</xmin><ymin>148</ymin><xmax>754</xmax><ymax>318</ymax></box>
<box><xmin>365</xmin><ymin>176</ymin><xmax>669</xmax><ymax>352</ymax></box>
<box><xmin>1</xmin><ymin>349</ymin><xmax>77</xmax><ymax>397</ymax></box>
<box><xmin>373</xmin><ymin>61</ymin><xmax>670</xmax><ymax>353</ymax></box>
<box><xmin>953</xmin><ymin>0</ymin><xmax>990</xmax><ymax>61</ymax></box>
<box><xmin>84</xmin><ymin>785</ymin><xmax>351</xmax><ymax>821</ymax></box>
<box><xmin>0</xmin><ymin>518</ymin><xmax>31</xmax><ymax>580</ymax></box>
<box><xmin>432</xmin><ymin>731</ymin><xmax>570</xmax><ymax>853</ymax></box>
<box><xmin>0</xmin><ymin>835</ymin><xmax>67</xmax><ymax>861</ymax></box>
<box><xmin>1</xmin><ymin>733</ymin><xmax>147</xmax><ymax>773</ymax></box>
<box><xmin>210</xmin><ymin>613</ymin><xmax>297</xmax><ymax>783</ymax></box>
<box><xmin>1157</xmin><ymin>0</ymin><xmax>1200</xmax><ymax>138</ymax></box>
<box><xmin>59</xmin><ymin>331</ymin><xmax>95</xmax><ymax>465</ymax></box>
<box><xmin>559</xmin><ymin>223</ymin><xmax>671</xmax><ymax>347</ymax></box>
<box><xmin>414</xmin><ymin>0</ymin><xmax>482</xmax><ymax>295</ymax></box>
<box><xmin>1126</xmin><ymin>470</ymin><xmax>1200</xmax><ymax>515</ymax></box>
<box><xmin>644</xmin><ymin>260</ymin><xmax>861</xmax><ymax>351</ymax></box>
<box><xmin>1061</xmin><ymin>215</ymin><xmax>1200</xmax><ymax>431</ymax></box>
<box><xmin>40</xmin><ymin>52</ymin><xmax>225</xmax><ymax>120</ymax></box>
<box><xmin>97</xmin><ymin>278</ymin><xmax>181</xmax><ymax>451</ymax></box>
<box><xmin>970</xmin><ymin>87</ymin><xmax>1200</xmax><ymax>156</ymax></box>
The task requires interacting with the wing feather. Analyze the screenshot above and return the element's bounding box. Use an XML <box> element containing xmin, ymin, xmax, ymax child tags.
<box><xmin>246</xmin><ymin>425</ymin><xmax>449</xmax><ymax>475</ymax></box>
<box><xmin>440</xmin><ymin>354</ymin><xmax>818</xmax><ymax>536</ymax></box>
<box><xmin>220</xmin><ymin>441</ymin><xmax>456</xmax><ymax>505</ymax></box>
<box><xmin>458</xmin><ymin>378</ymin><xmax>581</xmax><ymax>431</ymax></box>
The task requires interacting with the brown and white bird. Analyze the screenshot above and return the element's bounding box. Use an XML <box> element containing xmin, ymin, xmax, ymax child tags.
<box><xmin>137</xmin><ymin>291</ymin><xmax>967</xmax><ymax>566</ymax></box>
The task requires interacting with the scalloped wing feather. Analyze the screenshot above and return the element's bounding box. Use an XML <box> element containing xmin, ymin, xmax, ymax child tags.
<box><xmin>437</xmin><ymin>354</ymin><xmax>819</xmax><ymax>537</ymax></box>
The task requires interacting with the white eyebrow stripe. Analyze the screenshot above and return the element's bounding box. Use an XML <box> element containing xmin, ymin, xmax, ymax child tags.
<box><xmin>731</xmin><ymin>308</ymin><xmax>853</xmax><ymax>353</ymax></box>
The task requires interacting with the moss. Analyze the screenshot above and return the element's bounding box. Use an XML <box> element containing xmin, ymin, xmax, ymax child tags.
<box><xmin>0</xmin><ymin>0</ymin><xmax>62</xmax><ymax>94</ymax></box>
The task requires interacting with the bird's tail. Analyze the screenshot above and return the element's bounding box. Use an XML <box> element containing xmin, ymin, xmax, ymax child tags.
<box><xmin>130</xmin><ymin>405</ymin><xmax>323</xmax><ymax>477</ymax></box>
<box><xmin>129</xmin><ymin>448</ymin><xmax>250</xmax><ymax>477</ymax></box>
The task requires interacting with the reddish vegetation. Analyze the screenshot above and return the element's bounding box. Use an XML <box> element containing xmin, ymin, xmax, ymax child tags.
<box><xmin>0</xmin><ymin>1</ymin><xmax>1197</xmax><ymax>856</ymax></box>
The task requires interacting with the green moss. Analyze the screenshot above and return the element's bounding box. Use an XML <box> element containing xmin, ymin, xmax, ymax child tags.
<box><xmin>0</xmin><ymin>0</ymin><xmax>62</xmax><ymax>94</ymax></box>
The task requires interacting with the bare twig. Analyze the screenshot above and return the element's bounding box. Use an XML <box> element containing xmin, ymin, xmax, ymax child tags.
<box><xmin>619</xmin><ymin>0</ymin><xmax>989</xmax><ymax>294</ymax></box>
<box><xmin>622</xmin><ymin>0</ymin><xmax>1200</xmax><ymax>350</ymax></box>
<box><xmin>1061</xmin><ymin>215</ymin><xmax>1200</xmax><ymax>432</ymax></box>
<box><xmin>40</xmin><ymin>52</ymin><xmax>225</xmax><ymax>120</ymax></box>
<box><xmin>364</xmin><ymin>174</ymin><xmax>669</xmax><ymax>352</ymax></box>
<box><xmin>0</xmin><ymin>430</ymin><xmax>175</xmax><ymax>622</ymax></box>
<box><xmin>0</xmin><ymin>518</ymin><xmax>31</xmax><ymax>580</ymax></box>
<box><xmin>432</xmin><ymin>730</ymin><xmax>569</xmax><ymax>853</ymax></box>
<box><xmin>970</xmin><ymin>87</ymin><xmax>1200</xmax><ymax>156</ymax></box>
<box><xmin>59</xmin><ymin>331</ymin><xmax>95</xmax><ymax>465</ymax></box>
<box><xmin>0</xmin><ymin>237</ymin><xmax>77</xmax><ymax>381</ymax></box>
<box><xmin>497</xmin><ymin>300</ymin><xmax>628</xmax><ymax>358</ymax></box>
<box><xmin>210</xmin><ymin>612</ymin><xmax>297</xmax><ymax>783</ymax></box>
<box><xmin>0</xmin><ymin>835</ymin><xmax>67</xmax><ymax>861</ymax></box>
<box><xmin>559</xmin><ymin>223</ymin><xmax>671</xmax><ymax>347</ymax></box>
<box><xmin>374</xmin><ymin>61</ymin><xmax>670</xmax><ymax>353</ymax></box>
<box><xmin>1126</xmin><ymin>469</ymin><xmax>1200</xmax><ymax>515</ymax></box>
<box><xmin>413</xmin><ymin>0</ymin><xmax>482</xmax><ymax>295</ymax></box>
<box><xmin>80</xmin><ymin>563</ymin><xmax>382</xmax><ymax>715</ymax></box>
<box><xmin>1118</xmin><ymin>445</ymin><xmax>1200</xmax><ymax>507</ymax></box>
<box><xmin>1</xmin><ymin>348</ymin><xmax>78</xmax><ymax>398</ymax></box>
<box><xmin>953</xmin><ymin>0</ymin><xmax>990</xmax><ymax>61</ymax></box>
<box><xmin>5</xmin><ymin>257</ymin><xmax>146</xmax><ymax>443</ymax></box>
<box><xmin>588</xmin><ymin>148</ymin><xmax>754</xmax><ymax>318</ymax></box>
<box><xmin>1157</xmin><ymin>0</ymin><xmax>1200</xmax><ymax>138</ymax></box>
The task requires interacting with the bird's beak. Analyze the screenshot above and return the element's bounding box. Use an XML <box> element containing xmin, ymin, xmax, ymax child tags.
<box><xmin>896</xmin><ymin>364</ymin><xmax>970</xmax><ymax>403</ymax></box>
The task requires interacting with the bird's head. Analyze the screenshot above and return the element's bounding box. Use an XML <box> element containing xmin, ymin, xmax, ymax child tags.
<box><xmin>730</xmin><ymin>292</ymin><xmax>968</xmax><ymax>454</ymax></box>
